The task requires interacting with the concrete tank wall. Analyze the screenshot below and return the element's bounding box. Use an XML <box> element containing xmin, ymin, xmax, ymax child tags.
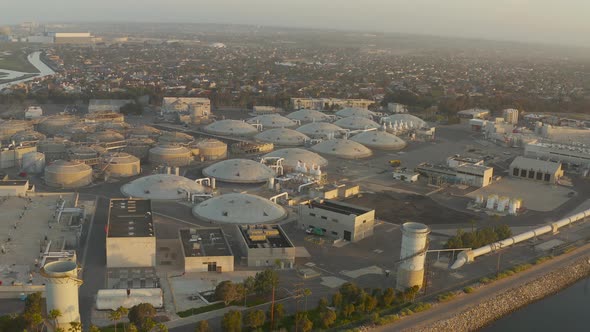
<box><xmin>42</xmin><ymin>260</ymin><xmax>82</xmax><ymax>329</ymax></box>
<box><xmin>149</xmin><ymin>145</ymin><xmax>192</xmax><ymax>167</ymax></box>
<box><xmin>196</xmin><ymin>139</ymin><xmax>227</xmax><ymax>161</ymax></box>
<box><xmin>101</xmin><ymin>153</ymin><xmax>141</xmax><ymax>177</ymax></box>
<box><xmin>45</xmin><ymin>160</ymin><xmax>93</xmax><ymax>188</ymax></box>
<box><xmin>22</xmin><ymin>151</ymin><xmax>45</xmax><ymax>174</ymax></box>
<box><xmin>397</xmin><ymin>222</ymin><xmax>430</xmax><ymax>291</ymax></box>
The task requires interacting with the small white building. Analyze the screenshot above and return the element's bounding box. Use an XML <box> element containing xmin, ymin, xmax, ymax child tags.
<box><xmin>25</xmin><ymin>106</ymin><xmax>43</xmax><ymax>119</ymax></box>
<box><xmin>0</xmin><ymin>179</ymin><xmax>34</xmax><ymax>196</ymax></box>
<box><xmin>392</xmin><ymin>168</ymin><xmax>420</xmax><ymax>182</ymax></box>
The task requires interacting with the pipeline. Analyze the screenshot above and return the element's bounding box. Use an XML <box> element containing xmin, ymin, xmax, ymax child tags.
<box><xmin>450</xmin><ymin>208</ymin><xmax>590</xmax><ymax>269</ymax></box>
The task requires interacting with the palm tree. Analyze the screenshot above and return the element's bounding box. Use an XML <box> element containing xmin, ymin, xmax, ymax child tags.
<box><xmin>117</xmin><ymin>306</ymin><xmax>129</xmax><ymax>332</ymax></box>
<box><xmin>303</xmin><ymin>288</ymin><xmax>312</xmax><ymax>311</ymax></box>
<box><xmin>109</xmin><ymin>309</ymin><xmax>122</xmax><ymax>332</ymax></box>
<box><xmin>68</xmin><ymin>321</ymin><xmax>82</xmax><ymax>332</ymax></box>
<box><xmin>31</xmin><ymin>313</ymin><xmax>43</xmax><ymax>332</ymax></box>
<box><xmin>154</xmin><ymin>323</ymin><xmax>168</xmax><ymax>332</ymax></box>
<box><xmin>48</xmin><ymin>309</ymin><xmax>62</xmax><ymax>330</ymax></box>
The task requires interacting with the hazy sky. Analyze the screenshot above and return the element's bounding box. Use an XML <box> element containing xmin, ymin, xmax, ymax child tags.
<box><xmin>4</xmin><ymin>0</ymin><xmax>589</xmax><ymax>47</ymax></box>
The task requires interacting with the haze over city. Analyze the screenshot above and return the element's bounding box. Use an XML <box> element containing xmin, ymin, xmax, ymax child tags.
<box><xmin>4</xmin><ymin>0</ymin><xmax>590</xmax><ymax>47</ymax></box>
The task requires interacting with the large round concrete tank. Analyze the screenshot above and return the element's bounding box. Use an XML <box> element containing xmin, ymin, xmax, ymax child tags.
<box><xmin>127</xmin><ymin>125</ymin><xmax>161</xmax><ymax>139</ymax></box>
<box><xmin>148</xmin><ymin>145</ymin><xmax>192</xmax><ymax>166</ymax></box>
<box><xmin>0</xmin><ymin>120</ymin><xmax>33</xmax><ymax>140</ymax></box>
<box><xmin>397</xmin><ymin>222</ymin><xmax>430</xmax><ymax>291</ymax></box>
<box><xmin>158</xmin><ymin>131</ymin><xmax>195</xmax><ymax>146</ymax></box>
<box><xmin>68</xmin><ymin>146</ymin><xmax>102</xmax><ymax>162</ymax></box>
<box><xmin>45</xmin><ymin>160</ymin><xmax>93</xmax><ymax>188</ymax></box>
<box><xmin>37</xmin><ymin>115</ymin><xmax>78</xmax><ymax>136</ymax></box>
<box><xmin>22</xmin><ymin>151</ymin><xmax>45</xmax><ymax>174</ymax></box>
<box><xmin>37</xmin><ymin>138</ymin><xmax>69</xmax><ymax>162</ymax></box>
<box><xmin>41</xmin><ymin>260</ymin><xmax>82</xmax><ymax>329</ymax></box>
<box><xmin>100</xmin><ymin>152</ymin><xmax>141</xmax><ymax>177</ymax></box>
<box><xmin>85</xmin><ymin>111</ymin><xmax>125</xmax><ymax>124</ymax></box>
<box><xmin>11</xmin><ymin>130</ymin><xmax>46</xmax><ymax>144</ymax></box>
<box><xmin>196</xmin><ymin>139</ymin><xmax>227</xmax><ymax>161</ymax></box>
<box><xmin>87</xmin><ymin>130</ymin><xmax>125</xmax><ymax>144</ymax></box>
<box><xmin>124</xmin><ymin>138</ymin><xmax>155</xmax><ymax>161</ymax></box>
<box><xmin>62</xmin><ymin>123</ymin><xmax>95</xmax><ymax>142</ymax></box>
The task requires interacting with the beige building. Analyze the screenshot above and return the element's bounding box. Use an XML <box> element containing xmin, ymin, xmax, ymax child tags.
<box><xmin>509</xmin><ymin>156</ymin><xmax>563</xmax><ymax>183</ymax></box>
<box><xmin>234</xmin><ymin>225</ymin><xmax>296</xmax><ymax>268</ymax></box>
<box><xmin>0</xmin><ymin>145</ymin><xmax>37</xmax><ymax>169</ymax></box>
<box><xmin>162</xmin><ymin>97</ymin><xmax>211</xmax><ymax>124</ymax></box>
<box><xmin>298</xmin><ymin>200</ymin><xmax>375</xmax><ymax>242</ymax></box>
<box><xmin>417</xmin><ymin>161</ymin><xmax>493</xmax><ymax>188</ymax></box>
<box><xmin>106</xmin><ymin>199</ymin><xmax>156</xmax><ymax>268</ymax></box>
<box><xmin>503</xmin><ymin>108</ymin><xmax>519</xmax><ymax>124</ymax></box>
<box><xmin>0</xmin><ymin>179</ymin><xmax>34</xmax><ymax>196</ymax></box>
<box><xmin>291</xmin><ymin>98</ymin><xmax>375</xmax><ymax>110</ymax></box>
<box><xmin>179</xmin><ymin>228</ymin><xmax>234</xmax><ymax>273</ymax></box>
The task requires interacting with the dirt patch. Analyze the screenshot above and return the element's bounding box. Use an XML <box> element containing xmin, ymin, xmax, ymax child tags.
<box><xmin>345</xmin><ymin>191</ymin><xmax>474</xmax><ymax>225</ymax></box>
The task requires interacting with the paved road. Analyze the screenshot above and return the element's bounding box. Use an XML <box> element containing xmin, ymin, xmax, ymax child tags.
<box><xmin>373</xmin><ymin>242</ymin><xmax>590</xmax><ymax>331</ymax></box>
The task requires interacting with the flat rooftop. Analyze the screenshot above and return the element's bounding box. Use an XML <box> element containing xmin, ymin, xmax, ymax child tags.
<box><xmin>108</xmin><ymin>198</ymin><xmax>154</xmax><ymax>238</ymax></box>
<box><xmin>180</xmin><ymin>228</ymin><xmax>233</xmax><ymax>257</ymax></box>
<box><xmin>0</xmin><ymin>180</ymin><xmax>28</xmax><ymax>186</ymax></box>
<box><xmin>238</xmin><ymin>224</ymin><xmax>294</xmax><ymax>250</ymax></box>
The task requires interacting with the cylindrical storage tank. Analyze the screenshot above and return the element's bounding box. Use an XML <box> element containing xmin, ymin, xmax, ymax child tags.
<box><xmin>486</xmin><ymin>194</ymin><xmax>498</xmax><ymax>210</ymax></box>
<box><xmin>11</xmin><ymin>130</ymin><xmax>46</xmax><ymax>144</ymax></box>
<box><xmin>148</xmin><ymin>145</ymin><xmax>192</xmax><ymax>166</ymax></box>
<box><xmin>158</xmin><ymin>131</ymin><xmax>195</xmax><ymax>146</ymax></box>
<box><xmin>41</xmin><ymin>260</ymin><xmax>82</xmax><ymax>329</ymax></box>
<box><xmin>509</xmin><ymin>199</ymin><xmax>518</xmax><ymax>215</ymax></box>
<box><xmin>62</xmin><ymin>123</ymin><xmax>95</xmax><ymax>142</ymax></box>
<box><xmin>44</xmin><ymin>160</ymin><xmax>93</xmax><ymax>188</ymax></box>
<box><xmin>127</xmin><ymin>125</ymin><xmax>161</xmax><ymax>139</ymax></box>
<box><xmin>21</xmin><ymin>151</ymin><xmax>45</xmax><ymax>174</ymax></box>
<box><xmin>196</xmin><ymin>139</ymin><xmax>227</xmax><ymax>161</ymax></box>
<box><xmin>37</xmin><ymin>138</ymin><xmax>69</xmax><ymax>162</ymax></box>
<box><xmin>0</xmin><ymin>120</ymin><xmax>33</xmax><ymax>140</ymax></box>
<box><xmin>37</xmin><ymin>115</ymin><xmax>78</xmax><ymax>136</ymax></box>
<box><xmin>86</xmin><ymin>130</ymin><xmax>125</xmax><ymax>144</ymax></box>
<box><xmin>100</xmin><ymin>152</ymin><xmax>141</xmax><ymax>177</ymax></box>
<box><xmin>124</xmin><ymin>138</ymin><xmax>155</xmax><ymax>161</ymax></box>
<box><xmin>188</xmin><ymin>144</ymin><xmax>200</xmax><ymax>157</ymax></box>
<box><xmin>68</xmin><ymin>146</ymin><xmax>101</xmax><ymax>161</ymax></box>
<box><xmin>397</xmin><ymin>222</ymin><xmax>430</xmax><ymax>291</ymax></box>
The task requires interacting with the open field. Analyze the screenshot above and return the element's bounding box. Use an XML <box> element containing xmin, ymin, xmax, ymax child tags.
<box><xmin>0</xmin><ymin>44</ymin><xmax>39</xmax><ymax>73</ymax></box>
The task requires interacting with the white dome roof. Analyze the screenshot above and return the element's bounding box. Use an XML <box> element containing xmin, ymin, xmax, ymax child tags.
<box><xmin>311</xmin><ymin>139</ymin><xmax>372</xmax><ymax>159</ymax></box>
<box><xmin>334</xmin><ymin>117</ymin><xmax>380</xmax><ymax>130</ymax></box>
<box><xmin>203</xmin><ymin>159</ymin><xmax>276</xmax><ymax>183</ymax></box>
<box><xmin>381</xmin><ymin>114</ymin><xmax>427</xmax><ymax>128</ymax></box>
<box><xmin>264</xmin><ymin>148</ymin><xmax>328</xmax><ymax>170</ymax></box>
<box><xmin>246</xmin><ymin>114</ymin><xmax>297</xmax><ymax>128</ymax></box>
<box><xmin>296</xmin><ymin>122</ymin><xmax>344</xmax><ymax>139</ymax></box>
<box><xmin>204</xmin><ymin>120</ymin><xmax>258</xmax><ymax>136</ymax></box>
<box><xmin>121</xmin><ymin>174</ymin><xmax>206</xmax><ymax>200</ymax></box>
<box><xmin>255</xmin><ymin>128</ymin><xmax>310</xmax><ymax>146</ymax></box>
<box><xmin>286</xmin><ymin>109</ymin><xmax>332</xmax><ymax>122</ymax></box>
<box><xmin>336</xmin><ymin>108</ymin><xmax>376</xmax><ymax>119</ymax></box>
<box><xmin>193</xmin><ymin>193</ymin><xmax>286</xmax><ymax>224</ymax></box>
<box><xmin>350</xmin><ymin>131</ymin><xmax>406</xmax><ymax>150</ymax></box>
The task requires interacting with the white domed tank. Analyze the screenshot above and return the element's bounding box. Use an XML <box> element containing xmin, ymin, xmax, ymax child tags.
<box><xmin>204</xmin><ymin>120</ymin><xmax>258</xmax><ymax>136</ymax></box>
<box><xmin>11</xmin><ymin>130</ymin><xmax>46</xmax><ymax>144</ymax></box>
<box><xmin>296</xmin><ymin>122</ymin><xmax>344</xmax><ymax>139</ymax></box>
<box><xmin>124</xmin><ymin>138</ymin><xmax>155</xmax><ymax>160</ymax></box>
<box><xmin>202</xmin><ymin>159</ymin><xmax>276</xmax><ymax>183</ymax></box>
<box><xmin>334</xmin><ymin>116</ymin><xmax>380</xmax><ymax>130</ymax></box>
<box><xmin>350</xmin><ymin>130</ymin><xmax>406</xmax><ymax>150</ymax></box>
<box><xmin>287</xmin><ymin>109</ymin><xmax>332</xmax><ymax>122</ymax></box>
<box><xmin>336</xmin><ymin>108</ymin><xmax>375</xmax><ymax>119</ymax></box>
<box><xmin>44</xmin><ymin>160</ymin><xmax>93</xmax><ymax>188</ymax></box>
<box><xmin>192</xmin><ymin>193</ymin><xmax>287</xmax><ymax>224</ymax></box>
<box><xmin>21</xmin><ymin>151</ymin><xmax>45</xmax><ymax>174</ymax></box>
<box><xmin>121</xmin><ymin>174</ymin><xmax>207</xmax><ymax>200</ymax></box>
<box><xmin>381</xmin><ymin>114</ymin><xmax>427</xmax><ymax>128</ymax></box>
<box><xmin>127</xmin><ymin>125</ymin><xmax>161</xmax><ymax>139</ymax></box>
<box><xmin>196</xmin><ymin>139</ymin><xmax>227</xmax><ymax>161</ymax></box>
<box><xmin>87</xmin><ymin>130</ymin><xmax>125</xmax><ymax>144</ymax></box>
<box><xmin>311</xmin><ymin>139</ymin><xmax>373</xmax><ymax>159</ymax></box>
<box><xmin>158</xmin><ymin>131</ymin><xmax>195</xmax><ymax>146</ymax></box>
<box><xmin>263</xmin><ymin>148</ymin><xmax>328</xmax><ymax>172</ymax></box>
<box><xmin>37</xmin><ymin>114</ymin><xmax>79</xmax><ymax>136</ymax></box>
<box><xmin>85</xmin><ymin>111</ymin><xmax>125</xmax><ymax>123</ymax></box>
<box><xmin>37</xmin><ymin>138</ymin><xmax>69</xmax><ymax>161</ymax></box>
<box><xmin>100</xmin><ymin>152</ymin><xmax>141</xmax><ymax>177</ymax></box>
<box><xmin>0</xmin><ymin>120</ymin><xmax>33</xmax><ymax>140</ymax></box>
<box><xmin>149</xmin><ymin>145</ymin><xmax>193</xmax><ymax>166</ymax></box>
<box><xmin>255</xmin><ymin>128</ymin><xmax>310</xmax><ymax>146</ymax></box>
<box><xmin>246</xmin><ymin>114</ymin><xmax>297</xmax><ymax>128</ymax></box>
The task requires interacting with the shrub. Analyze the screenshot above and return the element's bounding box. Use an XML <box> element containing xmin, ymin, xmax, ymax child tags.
<box><xmin>410</xmin><ymin>302</ymin><xmax>431</xmax><ymax>313</ymax></box>
<box><xmin>463</xmin><ymin>287</ymin><xmax>475</xmax><ymax>294</ymax></box>
<box><xmin>436</xmin><ymin>292</ymin><xmax>456</xmax><ymax>302</ymax></box>
<box><xmin>535</xmin><ymin>256</ymin><xmax>553</xmax><ymax>265</ymax></box>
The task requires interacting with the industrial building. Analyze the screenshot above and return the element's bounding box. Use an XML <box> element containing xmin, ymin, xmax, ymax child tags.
<box><xmin>179</xmin><ymin>228</ymin><xmax>234</xmax><ymax>273</ymax></box>
<box><xmin>457</xmin><ymin>108</ymin><xmax>490</xmax><ymax>123</ymax></box>
<box><xmin>509</xmin><ymin>156</ymin><xmax>563</xmax><ymax>183</ymax></box>
<box><xmin>162</xmin><ymin>97</ymin><xmax>211</xmax><ymax>124</ymax></box>
<box><xmin>417</xmin><ymin>161</ymin><xmax>493</xmax><ymax>187</ymax></box>
<box><xmin>106</xmin><ymin>198</ymin><xmax>156</xmax><ymax>268</ymax></box>
<box><xmin>503</xmin><ymin>108</ymin><xmax>519</xmax><ymax>124</ymax></box>
<box><xmin>88</xmin><ymin>99</ymin><xmax>134</xmax><ymax>113</ymax></box>
<box><xmin>234</xmin><ymin>224</ymin><xmax>296</xmax><ymax>268</ymax></box>
<box><xmin>0</xmin><ymin>178</ymin><xmax>34</xmax><ymax>196</ymax></box>
<box><xmin>51</xmin><ymin>32</ymin><xmax>95</xmax><ymax>44</ymax></box>
<box><xmin>298</xmin><ymin>200</ymin><xmax>375</xmax><ymax>242</ymax></box>
<box><xmin>290</xmin><ymin>98</ymin><xmax>375</xmax><ymax>110</ymax></box>
<box><xmin>524</xmin><ymin>142</ymin><xmax>590</xmax><ymax>167</ymax></box>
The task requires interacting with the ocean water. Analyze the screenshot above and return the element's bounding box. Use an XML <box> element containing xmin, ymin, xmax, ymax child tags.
<box><xmin>483</xmin><ymin>278</ymin><xmax>590</xmax><ymax>332</ymax></box>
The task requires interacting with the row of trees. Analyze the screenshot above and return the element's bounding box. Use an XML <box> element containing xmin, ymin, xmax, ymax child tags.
<box><xmin>445</xmin><ymin>224</ymin><xmax>512</xmax><ymax>249</ymax></box>
<box><xmin>215</xmin><ymin>305</ymin><xmax>286</xmax><ymax>332</ymax></box>
<box><xmin>214</xmin><ymin>269</ymin><xmax>279</xmax><ymax>307</ymax></box>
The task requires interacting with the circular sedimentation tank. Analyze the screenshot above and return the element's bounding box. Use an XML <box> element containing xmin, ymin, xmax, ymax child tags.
<box><xmin>350</xmin><ymin>130</ymin><xmax>407</xmax><ymax>150</ymax></box>
<box><xmin>86</xmin><ymin>130</ymin><xmax>125</xmax><ymax>144</ymax></box>
<box><xmin>97</xmin><ymin>122</ymin><xmax>130</xmax><ymax>134</ymax></box>
<box><xmin>263</xmin><ymin>148</ymin><xmax>328</xmax><ymax>172</ymax></box>
<box><xmin>203</xmin><ymin>120</ymin><xmax>259</xmax><ymax>136</ymax></box>
<box><xmin>336</xmin><ymin>108</ymin><xmax>376</xmax><ymax>119</ymax></box>
<box><xmin>127</xmin><ymin>125</ymin><xmax>161</xmax><ymax>139</ymax></box>
<box><xmin>296</xmin><ymin>122</ymin><xmax>344</xmax><ymax>139</ymax></box>
<box><xmin>100</xmin><ymin>152</ymin><xmax>141</xmax><ymax>177</ymax></box>
<box><xmin>148</xmin><ymin>145</ymin><xmax>193</xmax><ymax>166</ymax></box>
<box><xmin>196</xmin><ymin>139</ymin><xmax>227</xmax><ymax>161</ymax></box>
<box><xmin>123</xmin><ymin>138</ymin><xmax>155</xmax><ymax>160</ymax></box>
<box><xmin>10</xmin><ymin>130</ymin><xmax>46</xmax><ymax>144</ymax></box>
<box><xmin>68</xmin><ymin>145</ymin><xmax>103</xmax><ymax>161</ymax></box>
<box><xmin>37</xmin><ymin>115</ymin><xmax>79</xmax><ymax>136</ymax></box>
<box><xmin>255</xmin><ymin>128</ymin><xmax>310</xmax><ymax>146</ymax></box>
<box><xmin>381</xmin><ymin>114</ymin><xmax>427</xmax><ymax>128</ymax></box>
<box><xmin>121</xmin><ymin>174</ymin><xmax>206</xmax><ymax>200</ymax></box>
<box><xmin>202</xmin><ymin>159</ymin><xmax>276</xmax><ymax>183</ymax></box>
<box><xmin>311</xmin><ymin>139</ymin><xmax>373</xmax><ymax>159</ymax></box>
<box><xmin>333</xmin><ymin>116</ymin><xmax>380</xmax><ymax>130</ymax></box>
<box><xmin>44</xmin><ymin>160</ymin><xmax>93</xmax><ymax>188</ymax></box>
<box><xmin>287</xmin><ymin>109</ymin><xmax>332</xmax><ymax>122</ymax></box>
<box><xmin>246</xmin><ymin>114</ymin><xmax>297</xmax><ymax>128</ymax></box>
<box><xmin>62</xmin><ymin>123</ymin><xmax>95</xmax><ymax>142</ymax></box>
<box><xmin>0</xmin><ymin>120</ymin><xmax>33</xmax><ymax>140</ymax></box>
<box><xmin>84</xmin><ymin>111</ymin><xmax>125</xmax><ymax>123</ymax></box>
<box><xmin>192</xmin><ymin>193</ymin><xmax>287</xmax><ymax>224</ymax></box>
<box><xmin>158</xmin><ymin>131</ymin><xmax>195</xmax><ymax>146</ymax></box>
<box><xmin>37</xmin><ymin>137</ymin><xmax>69</xmax><ymax>161</ymax></box>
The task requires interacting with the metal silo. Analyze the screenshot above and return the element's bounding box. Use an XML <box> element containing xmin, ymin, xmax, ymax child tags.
<box><xmin>397</xmin><ymin>222</ymin><xmax>430</xmax><ymax>291</ymax></box>
<box><xmin>196</xmin><ymin>139</ymin><xmax>227</xmax><ymax>161</ymax></box>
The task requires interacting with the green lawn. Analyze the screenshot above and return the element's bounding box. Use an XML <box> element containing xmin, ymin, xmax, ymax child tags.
<box><xmin>0</xmin><ymin>44</ymin><xmax>39</xmax><ymax>73</ymax></box>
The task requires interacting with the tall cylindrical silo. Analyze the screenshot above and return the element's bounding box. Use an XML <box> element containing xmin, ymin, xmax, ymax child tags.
<box><xmin>397</xmin><ymin>222</ymin><xmax>430</xmax><ymax>291</ymax></box>
<box><xmin>41</xmin><ymin>260</ymin><xmax>82</xmax><ymax>329</ymax></box>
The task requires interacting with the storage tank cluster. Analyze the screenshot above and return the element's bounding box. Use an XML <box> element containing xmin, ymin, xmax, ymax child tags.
<box><xmin>0</xmin><ymin>120</ymin><xmax>33</xmax><ymax>140</ymax></box>
<box><xmin>478</xmin><ymin>194</ymin><xmax>522</xmax><ymax>215</ymax></box>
